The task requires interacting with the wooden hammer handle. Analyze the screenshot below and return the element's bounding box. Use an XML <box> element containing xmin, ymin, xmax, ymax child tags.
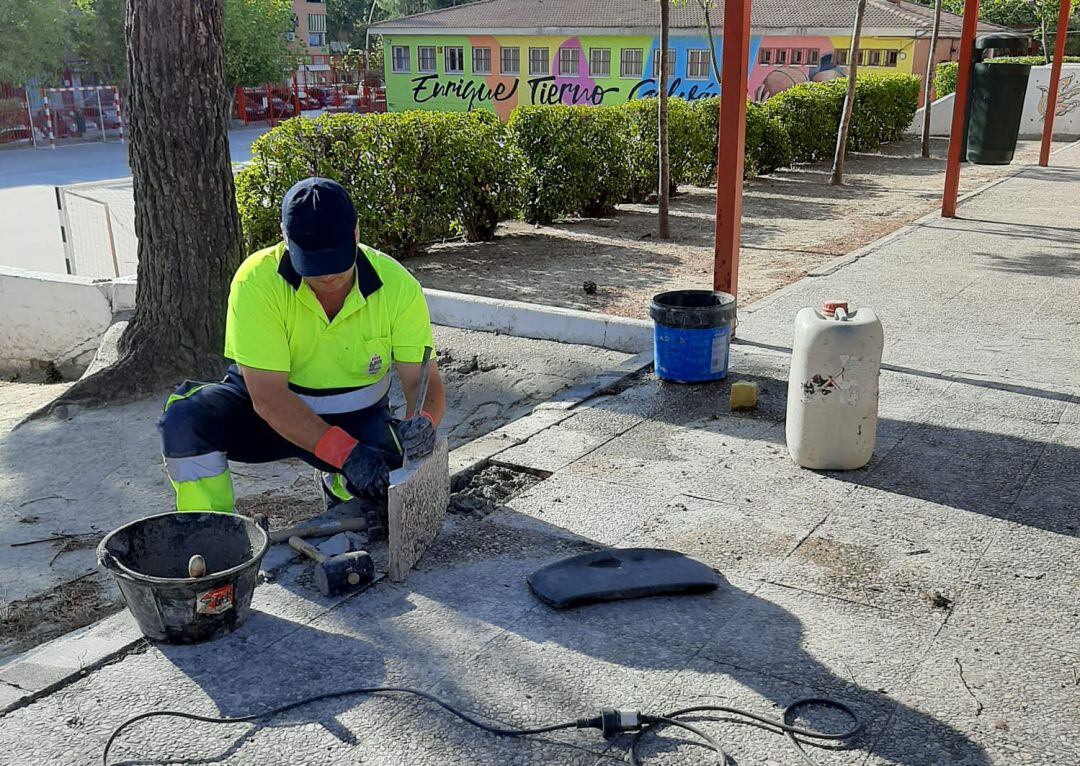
<box><xmin>270</xmin><ymin>517</ymin><xmax>367</xmax><ymax>544</ymax></box>
<box><xmin>288</xmin><ymin>536</ymin><xmax>327</xmax><ymax>564</ymax></box>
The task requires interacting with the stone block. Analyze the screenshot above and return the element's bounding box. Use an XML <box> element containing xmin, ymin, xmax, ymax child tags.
<box><xmin>388</xmin><ymin>436</ymin><xmax>450</xmax><ymax>582</ymax></box>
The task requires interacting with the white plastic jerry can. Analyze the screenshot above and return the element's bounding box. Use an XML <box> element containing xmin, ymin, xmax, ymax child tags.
<box><xmin>786</xmin><ymin>301</ymin><xmax>884</xmax><ymax>470</ymax></box>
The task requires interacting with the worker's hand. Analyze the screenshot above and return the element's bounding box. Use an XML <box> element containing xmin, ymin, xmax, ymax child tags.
<box><xmin>340</xmin><ymin>442</ymin><xmax>390</xmax><ymax>499</ymax></box>
<box><xmin>398</xmin><ymin>411</ymin><xmax>436</xmax><ymax>460</ymax></box>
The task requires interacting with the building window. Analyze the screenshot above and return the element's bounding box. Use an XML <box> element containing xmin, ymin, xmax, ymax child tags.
<box><xmin>391</xmin><ymin>45</ymin><xmax>410</xmax><ymax>73</ymax></box>
<box><xmin>808</xmin><ymin>49</ymin><xmax>820</xmax><ymax>66</ymax></box>
<box><xmin>687</xmin><ymin>50</ymin><xmax>711</xmax><ymax>80</ymax></box>
<box><xmin>885</xmin><ymin>50</ymin><xmax>899</xmax><ymax>67</ymax></box>
<box><xmin>836</xmin><ymin>49</ymin><xmax>849</xmax><ymax>66</ymax></box>
<box><xmin>473</xmin><ymin>47</ymin><xmax>492</xmax><ymax>74</ymax></box>
<box><xmin>558</xmin><ymin>48</ymin><xmax>579</xmax><ymax>76</ymax></box>
<box><xmin>589</xmin><ymin>48</ymin><xmax>611</xmax><ymax>77</ymax></box>
<box><xmin>759</xmin><ymin>48</ymin><xmax>773</xmax><ymax>65</ymax></box>
<box><xmin>868</xmin><ymin>49</ymin><xmax>882</xmax><ymax>66</ymax></box>
<box><xmin>775</xmin><ymin>48</ymin><xmax>788</xmax><ymax>65</ymax></box>
<box><xmin>791</xmin><ymin>49</ymin><xmax>805</xmax><ymax>66</ymax></box>
<box><xmin>501</xmin><ymin>47</ymin><xmax>520</xmax><ymax>75</ymax></box>
<box><xmin>445</xmin><ymin>46</ymin><xmax>464</xmax><ymax>73</ymax></box>
<box><xmin>307</xmin><ymin>13</ymin><xmax>326</xmax><ymax>47</ymax></box>
<box><xmin>620</xmin><ymin>48</ymin><xmax>643</xmax><ymax>77</ymax></box>
<box><xmin>652</xmin><ymin>48</ymin><xmax>676</xmax><ymax>76</ymax></box>
<box><xmin>528</xmin><ymin>47</ymin><xmax>549</xmax><ymax>75</ymax></box>
<box><xmin>417</xmin><ymin>46</ymin><xmax>436</xmax><ymax>73</ymax></box>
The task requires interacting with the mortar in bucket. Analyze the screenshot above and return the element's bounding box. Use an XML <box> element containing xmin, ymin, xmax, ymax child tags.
<box><xmin>650</xmin><ymin>290</ymin><xmax>737</xmax><ymax>383</ymax></box>
<box><xmin>98</xmin><ymin>512</ymin><xmax>269</xmax><ymax>643</ymax></box>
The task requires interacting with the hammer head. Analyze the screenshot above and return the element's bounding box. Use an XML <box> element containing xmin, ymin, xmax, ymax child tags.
<box><xmin>314</xmin><ymin>550</ymin><xmax>374</xmax><ymax>597</ymax></box>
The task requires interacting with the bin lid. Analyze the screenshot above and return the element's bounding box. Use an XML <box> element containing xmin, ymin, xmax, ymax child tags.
<box><xmin>975</xmin><ymin>33</ymin><xmax>1030</xmax><ymax>51</ymax></box>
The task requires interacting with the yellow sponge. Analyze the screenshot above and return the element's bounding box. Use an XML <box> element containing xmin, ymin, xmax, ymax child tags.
<box><xmin>730</xmin><ymin>381</ymin><xmax>759</xmax><ymax>411</ymax></box>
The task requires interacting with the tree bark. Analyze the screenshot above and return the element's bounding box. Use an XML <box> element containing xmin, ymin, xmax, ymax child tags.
<box><xmin>921</xmin><ymin>0</ymin><xmax>944</xmax><ymax>158</ymax></box>
<box><xmin>47</xmin><ymin>0</ymin><xmax>243</xmax><ymax>411</ymax></box>
<box><xmin>658</xmin><ymin>0</ymin><xmax>671</xmax><ymax>239</ymax></box>
<box><xmin>701</xmin><ymin>0</ymin><xmax>722</xmax><ymax>83</ymax></box>
<box><xmin>830</xmin><ymin>0</ymin><xmax>867</xmax><ymax>186</ymax></box>
<box><xmin>1040</xmin><ymin>16</ymin><xmax>1050</xmax><ymax>62</ymax></box>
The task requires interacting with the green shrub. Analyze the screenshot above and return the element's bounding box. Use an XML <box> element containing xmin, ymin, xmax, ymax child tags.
<box><xmin>234</xmin><ymin>111</ymin><xmax>524</xmax><ymax>255</ymax></box>
<box><xmin>934</xmin><ymin>62</ymin><xmax>959</xmax><ymax>99</ymax></box>
<box><xmin>508</xmin><ymin>105</ymin><xmax>632</xmax><ymax>224</ymax></box>
<box><xmin>765</xmin><ymin>80</ymin><xmax>847</xmax><ymax>162</ymax></box>
<box><xmin>620</xmin><ymin>98</ymin><xmax>713</xmax><ymax>201</ymax></box>
<box><xmin>850</xmin><ymin>72</ymin><xmax>921</xmax><ymax>150</ymax></box>
<box><xmin>744</xmin><ymin>100</ymin><xmax>794</xmax><ymax>175</ymax></box>
<box><xmin>934</xmin><ymin>56</ymin><xmax>1080</xmax><ymax>97</ymax></box>
<box><xmin>765</xmin><ymin>73</ymin><xmax>919</xmax><ymax>162</ymax></box>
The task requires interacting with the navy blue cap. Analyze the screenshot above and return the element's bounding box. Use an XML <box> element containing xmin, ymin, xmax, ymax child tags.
<box><xmin>281</xmin><ymin>177</ymin><xmax>358</xmax><ymax>277</ymax></box>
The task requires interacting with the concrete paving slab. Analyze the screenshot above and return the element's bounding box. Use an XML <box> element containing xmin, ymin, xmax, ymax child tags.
<box><xmin>850</xmin><ymin>422</ymin><xmax>1043</xmax><ymax>521</ymax></box>
<box><xmin>620</xmin><ymin>493</ymin><xmax>824</xmax><ymax>582</ymax></box>
<box><xmin>874</xmin><ymin>628</ymin><xmax>1079</xmax><ymax>766</ymax></box>
<box><xmin>499</xmin><ymin>472</ymin><xmax>674</xmax><ymax>546</ymax></box>
<box><xmin>698</xmin><ymin>581</ymin><xmax>943</xmax><ymax>699</ymax></box>
<box><xmin>495</xmin><ymin>403</ymin><xmax>644</xmax><ymax>474</ymax></box>
<box><xmin>632</xmin><ymin>653</ymin><xmax>899</xmax><ymax>766</ymax></box>
<box><xmin>425</xmin><ymin>606</ymin><xmax>694</xmax><ymax>755</ymax></box>
<box><xmin>1008</xmin><ymin>421</ymin><xmax>1080</xmax><ymax>536</ymax></box>
<box><xmin>766</xmin><ymin>490</ymin><xmax>995</xmax><ymax>614</ymax></box>
<box><xmin>950</xmin><ymin>522</ymin><xmax>1080</xmax><ymax>654</ymax></box>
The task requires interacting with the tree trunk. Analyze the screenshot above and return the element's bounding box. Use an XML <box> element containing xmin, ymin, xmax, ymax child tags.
<box><xmin>701</xmin><ymin>0</ymin><xmax>722</xmax><ymax>83</ymax></box>
<box><xmin>830</xmin><ymin>0</ymin><xmax>867</xmax><ymax>186</ymax></box>
<box><xmin>921</xmin><ymin>0</ymin><xmax>944</xmax><ymax>158</ymax></box>
<box><xmin>1040</xmin><ymin>16</ymin><xmax>1050</xmax><ymax>62</ymax></box>
<box><xmin>658</xmin><ymin>0</ymin><xmax>671</xmax><ymax>239</ymax></box>
<box><xmin>47</xmin><ymin>0</ymin><xmax>243</xmax><ymax>412</ymax></box>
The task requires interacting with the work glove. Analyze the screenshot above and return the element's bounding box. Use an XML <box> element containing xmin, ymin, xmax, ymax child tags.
<box><xmin>314</xmin><ymin>426</ymin><xmax>391</xmax><ymax>500</ymax></box>
<box><xmin>398</xmin><ymin>411</ymin><xmax>436</xmax><ymax>461</ymax></box>
<box><xmin>340</xmin><ymin>442</ymin><xmax>391</xmax><ymax>499</ymax></box>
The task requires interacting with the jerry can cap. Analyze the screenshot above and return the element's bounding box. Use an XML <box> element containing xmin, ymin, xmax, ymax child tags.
<box><xmin>821</xmin><ymin>301</ymin><xmax>849</xmax><ymax>317</ymax></box>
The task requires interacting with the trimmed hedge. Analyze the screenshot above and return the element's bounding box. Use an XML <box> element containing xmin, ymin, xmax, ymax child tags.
<box><xmin>235</xmin><ymin>110</ymin><xmax>524</xmax><ymax>254</ymax></box>
<box><xmin>508</xmin><ymin>105</ymin><xmax>632</xmax><ymax>224</ymax></box>
<box><xmin>236</xmin><ymin>76</ymin><xmax>919</xmax><ymax>248</ymax></box>
<box><xmin>765</xmin><ymin>73</ymin><xmax>920</xmax><ymax>162</ymax></box>
<box><xmin>934</xmin><ymin>56</ymin><xmax>1080</xmax><ymax>98</ymax></box>
<box><xmin>511</xmin><ymin>97</ymin><xmax>794</xmax><ymax>222</ymax></box>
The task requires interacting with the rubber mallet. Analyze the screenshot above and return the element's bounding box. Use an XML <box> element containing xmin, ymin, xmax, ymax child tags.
<box><xmin>288</xmin><ymin>535</ymin><xmax>374</xmax><ymax>597</ymax></box>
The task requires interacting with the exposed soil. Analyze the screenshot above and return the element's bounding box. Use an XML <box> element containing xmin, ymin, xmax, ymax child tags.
<box><xmin>0</xmin><ymin>572</ymin><xmax>122</xmax><ymax>658</ymax></box>
<box><xmin>407</xmin><ymin>138</ymin><xmax>1065</xmax><ymax>318</ymax></box>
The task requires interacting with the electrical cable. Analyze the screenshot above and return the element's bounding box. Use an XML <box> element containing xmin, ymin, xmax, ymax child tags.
<box><xmin>103</xmin><ymin>686</ymin><xmax>860</xmax><ymax>766</ymax></box>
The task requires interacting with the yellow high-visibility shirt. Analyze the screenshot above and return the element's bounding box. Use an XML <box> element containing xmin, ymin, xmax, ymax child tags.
<box><xmin>224</xmin><ymin>241</ymin><xmax>433</xmax><ymax>411</ymax></box>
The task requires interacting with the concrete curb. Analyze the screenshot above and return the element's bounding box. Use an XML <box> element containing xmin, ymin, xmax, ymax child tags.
<box><xmin>0</xmin><ymin>349</ymin><xmax>654</xmax><ymax>718</ymax></box>
<box><xmin>425</xmin><ymin>288</ymin><xmax>652</xmax><ymax>354</ymax></box>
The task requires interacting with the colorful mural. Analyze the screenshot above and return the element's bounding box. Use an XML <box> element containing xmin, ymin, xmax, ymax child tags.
<box><xmin>382</xmin><ymin>33</ymin><xmax>918</xmax><ymax>115</ymax></box>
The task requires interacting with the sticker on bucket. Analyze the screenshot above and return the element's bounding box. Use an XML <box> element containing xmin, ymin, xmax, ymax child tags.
<box><xmin>711</xmin><ymin>327</ymin><xmax>730</xmax><ymax>374</ymax></box>
<box><xmin>196</xmin><ymin>584</ymin><xmax>234</xmax><ymax>615</ymax></box>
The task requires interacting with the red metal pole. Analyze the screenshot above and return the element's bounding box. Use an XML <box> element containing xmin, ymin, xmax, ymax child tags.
<box><xmin>266</xmin><ymin>82</ymin><xmax>276</xmax><ymax>127</ymax></box>
<box><xmin>713</xmin><ymin>0</ymin><xmax>752</xmax><ymax>297</ymax></box>
<box><xmin>237</xmin><ymin>85</ymin><xmax>247</xmax><ymax>126</ymax></box>
<box><xmin>941</xmin><ymin>0</ymin><xmax>981</xmax><ymax>218</ymax></box>
<box><xmin>1039</xmin><ymin>0</ymin><xmax>1072</xmax><ymax>166</ymax></box>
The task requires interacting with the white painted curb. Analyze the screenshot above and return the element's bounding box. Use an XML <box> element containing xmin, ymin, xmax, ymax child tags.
<box><xmin>424</xmin><ymin>288</ymin><xmax>653</xmax><ymax>354</ymax></box>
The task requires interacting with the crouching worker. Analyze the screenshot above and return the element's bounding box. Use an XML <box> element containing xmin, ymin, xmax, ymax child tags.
<box><xmin>158</xmin><ymin>177</ymin><xmax>445</xmax><ymax>514</ymax></box>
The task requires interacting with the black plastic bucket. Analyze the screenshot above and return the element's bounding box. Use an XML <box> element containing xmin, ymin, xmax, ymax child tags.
<box><xmin>98</xmin><ymin>512</ymin><xmax>270</xmax><ymax>643</ymax></box>
<box><xmin>649</xmin><ymin>290</ymin><xmax>737</xmax><ymax>383</ymax></box>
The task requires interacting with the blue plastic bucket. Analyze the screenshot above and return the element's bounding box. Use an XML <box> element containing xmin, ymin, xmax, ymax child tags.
<box><xmin>650</xmin><ymin>290</ymin><xmax>737</xmax><ymax>383</ymax></box>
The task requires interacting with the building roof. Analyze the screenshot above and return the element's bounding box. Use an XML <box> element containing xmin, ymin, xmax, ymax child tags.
<box><xmin>371</xmin><ymin>0</ymin><xmax>1006</xmax><ymax>37</ymax></box>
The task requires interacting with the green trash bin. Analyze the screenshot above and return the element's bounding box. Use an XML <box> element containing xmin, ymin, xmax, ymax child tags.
<box><xmin>962</xmin><ymin>34</ymin><xmax>1032</xmax><ymax>165</ymax></box>
<box><xmin>967</xmin><ymin>62</ymin><xmax>1032</xmax><ymax>164</ymax></box>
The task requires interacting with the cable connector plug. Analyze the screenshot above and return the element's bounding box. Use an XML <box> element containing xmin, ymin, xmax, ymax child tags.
<box><xmin>577</xmin><ymin>709</ymin><xmax>644</xmax><ymax>738</ymax></box>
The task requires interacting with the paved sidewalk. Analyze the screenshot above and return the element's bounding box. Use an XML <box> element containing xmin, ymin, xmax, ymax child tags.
<box><xmin>2</xmin><ymin>145</ymin><xmax>1077</xmax><ymax>766</ymax></box>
